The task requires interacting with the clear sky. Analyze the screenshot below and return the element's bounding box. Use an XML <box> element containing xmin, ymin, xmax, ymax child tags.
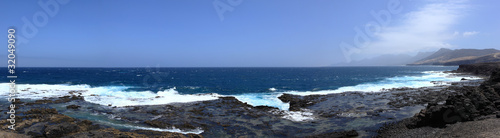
<box><xmin>1</xmin><ymin>0</ymin><xmax>499</xmax><ymax>67</ymax></box>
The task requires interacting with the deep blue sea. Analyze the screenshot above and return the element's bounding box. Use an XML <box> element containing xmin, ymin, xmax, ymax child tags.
<box><xmin>1</xmin><ymin>66</ymin><xmax>469</xmax><ymax>110</ymax></box>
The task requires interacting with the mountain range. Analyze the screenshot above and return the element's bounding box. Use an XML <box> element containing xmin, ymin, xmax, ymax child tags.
<box><xmin>334</xmin><ymin>48</ymin><xmax>500</xmax><ymax>66</ymax></box>
<box><xmin>408</xmin><ymin>48</ymin><xmax>500</xmax><ymax>65</ymax></box>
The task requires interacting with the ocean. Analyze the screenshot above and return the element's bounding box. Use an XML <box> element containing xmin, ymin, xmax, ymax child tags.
<box><xmin>1</xmin><ymin>66</ymin><xmax>471</xmax><ymax>110</ymax></box>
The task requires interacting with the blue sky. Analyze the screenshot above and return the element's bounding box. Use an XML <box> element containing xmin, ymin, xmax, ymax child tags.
<box><xmin>1</xmin><ymin>0</ymin><xmax>499</xmax><ymax>67</ymax></box>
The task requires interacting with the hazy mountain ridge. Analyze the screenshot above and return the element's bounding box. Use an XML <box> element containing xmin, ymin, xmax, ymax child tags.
<box><xmin>334</xmin><ymin>52</ymin><xmax>434</xmax><ymax>66</ymax></box>
<box><xmin>441</xmin><ymin>52</ymin><xmax>500</xmax><ymax>65</ymax></box>
<box><xmin>409</xmin><ymin>48</ymin><xmax>500</xmax><ymax>65</ymax></box>
<box><xmin>334</xmin><ymin>48</ymin><xmax>500</xmax><ymax>66</ymax></box>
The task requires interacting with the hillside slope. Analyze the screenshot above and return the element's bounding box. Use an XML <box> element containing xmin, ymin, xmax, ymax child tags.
<box><xmin>409</xmin><ymin>48</ymin><xmax>500</xmax><ymax>65</ymax></box>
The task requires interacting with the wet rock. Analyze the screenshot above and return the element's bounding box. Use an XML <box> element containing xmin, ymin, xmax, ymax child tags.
<box><xmin>25</xmin><ymin>99</ymin><xmax>53</xmax><ymax>105</ymax></box>
<box><xmin>12</xmin><ymin>106</ymin><xmax>200</xmax><ymax>138</ymax></box>
<box><xmin>219</xmin><ymin>96</ymin><xmax>238</xmax><ymax>101</ymax></box>
<box><xmin>65</xmin><ymin>128</ymin><xmax>199</xmax><ymax>138</ymax></box>
<box><xmin>66</xmin><ymin>105</ymin><xmax>81</xmax><ymax>109</ymax></box>
<box><xmin>64</xmin><ymin>130</ymin><xmax>115</xmax><ymax>137</ymax></box>
<box><xmin>179</xmin><ymin>122</ymin><xmax>197</xmax><ymax>130</ymax></box>
<box><xmin>254</xmin><ymin>106</ymin><xmax>279</xmax><ymax>111</ymax></box>
<box><xmin>147</xmin><ymin>109</ymin><xmax>162</xmax><ymax>115</ymax></box>
<box><xmin>23</xmin><ymin>122</ymin><xmax>48</xmax><ymax>137</ymax></box>
<box><xmin>366</xmin><ymin>111</ymin><xmax>380</xmax><ymax>116</ymax></box>
<box><xmin>305</xmin><ymin>130</ymin><xmax>358</xmax><ymax>138</ymax></box>
<box><xmin>222</xmin><ymin>125</ymin><xmax>256</xmax><ymax>136</ymax></box>
<box><xmin>218</xmin><ymin>96</ymin><xmax>253</xmax><ymax>108</ymax></box>
<box><xmin>318</xmin><ymin>111</ymin><xmax>337</xmax><ymax>118</ymax></box>
<box><xmin>11</xmin><ymin>98</ymin><xmax>23</xmax><ymax>104</ymax></box>
<box><xmin>44</xmin><ymin>122</ymin><xmax>80</xmax><ymax>137</ymax></box>
<box><xmin>277</xmin><ymin>93</ymin><xmax>296</xmax><ymax>103</ymax></box>
<box><xmin>278</xmin><ymin>94</ymin><xmax>321</xmax><ymax>111</ymax></box>
<box><xmin>144</xmin><ymin>120</ymin><xmax>171</xmax><ymax>128</ymax></box>
<box><xmin>0</xmin><ymin>90</ymin><xmax>205</xmax><ymax>138</ymax></box>
<box><xmin>25</xmin><ymin>108</ymin><xmax>58</xmax><ymax>115</ymax></box>
<box><xmin>54</xmin><ymin>95</ymin><xmax>84</xmax><ymax>103</ymax></box>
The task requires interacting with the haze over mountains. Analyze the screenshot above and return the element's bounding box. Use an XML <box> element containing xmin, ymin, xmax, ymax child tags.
<box><xmin>409</xmin><ymin>48</ymin><xmax>500</xmax><ymax>65</ymax></box>
<box><xmin>335</xmin><ymin>48</ymin><xmax>500</xmax><ymax>66</ymax></box>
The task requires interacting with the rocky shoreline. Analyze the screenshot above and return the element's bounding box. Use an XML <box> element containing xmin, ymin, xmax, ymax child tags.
<box><xmin>378</xmin><ymin>62</ymin><xmax>500</xmax><ymax>137</ymax></box>
<box><xmin>0</xmin><ymin>65</ymin><xmax>492</xmax><ymax>137</ymax></box>
<box><xmin>455</xmin><ymin>62</ymin><xmax>500</xmax><ymax>76</ymax></box>
<box><xmin>0</xmin><ymin>95</ymin><xmax>203</xmax><ymax>138</ymax></box>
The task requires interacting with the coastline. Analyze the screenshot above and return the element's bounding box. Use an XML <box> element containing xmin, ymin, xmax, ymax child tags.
<box><xmin>0</xmin><ymin>66</ymin><xmax>490</xmax><ymax>137</ymax></box>
<box><xmin>378</xmin><ymin>62</ymin><xmax>500</xmax><ymax>137</ymax></box>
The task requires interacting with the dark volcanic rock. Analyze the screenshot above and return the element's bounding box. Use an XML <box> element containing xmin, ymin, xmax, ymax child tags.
<box><xmin>25</xmin><ymin>99</ymin><xmax>53</xmax><ymax>105</ymax></box>
<box><xmin>410</xmin><ymin>66</ymin><xmax>500</xmax><ymax>128</ymax></box>
<box><xmin>487</xmin><ymin>70</ymin><xmax>500</xmax><ymax>83</ymax></box>
<box><xmin>55</xmin><ymin>95</ymin><xmax>84</xmax><ymax>103</ymax></box>
<box><xmin>305</xmin><ymin>130</ymin><xmax>358</xmax><ymax>138</ymax></box>
<box><xmin>22</xmin><ymin>122</ymin><xmax>48</xmax><ymax>137</ymax></box>
<box><xmin>14</xmin><ymin>108</ymin><xmax>203</xmax><ymax>138</ymax></box>
<box><xmin>1</xmin><ymin>96</ymin><xmax>204</xmax><ymax>138</ymax></box>
<box><xmin>64</xmin><ymin>128</ymin><xmax>195</xmax><ymax>138</ymax></box>
<box><xmin>410</xmin><ymin>84</ymin><xmax>499</xmax><ymax>128</ymax></box>
<box><xmin>44</xmin><ymin>122</ymin><xmax>80</xmax><ymax>137</ymax></box>
<box><xmin>254</xmin><ymin>105</ymin><xmax>279</xmax><ymax>111</ymax></box>
<box><xmin>25</xmin><ymin>108</ymin><xmax>58</xmax><ymax>115</ymax></box>
<box><xmin>410</xmin><ymin>97</ymin><xmax>478</xmax><ymax>128</ymax></box>
<box><xmin>277</xmin><ymin>93</ymin><xmax>296</xmax><ymax>103</ymax></box>
<box><xmin>66</xmin><ymin>105</ymin><xmax>81</xmax><ymax>109</ymax></box>
<box><xmin>456</xmin><ymin>62</ymin><xmax>500</xmax><ymax>76</ymax></box>
<box><xmin>144</xmin><ymin>120</ymin><xmax>172</xmax><ymax>128</ymax></box>
<box><xmin>379</xmin><ymin>64</ymin><xmax>500</xmax><ymax>137</ymax></box>
<box><xmin>278</xmin><ymin>94</ymin><xmax>322</xmax><ymax>111</ymax></box>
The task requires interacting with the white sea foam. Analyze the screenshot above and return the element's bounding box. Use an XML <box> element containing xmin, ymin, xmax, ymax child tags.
<box><xmin>269</xmin><ymin>109</ymin><xmax>315</xmax><ymax>122</ymax></box>
<box><xmin>0</xmin><ymin>71</ymin><xmax>481</xmax><ymax>114</ymax></box>
<box><xmin>233</xmin><ymin>71</ymin><xmax>481</xmax><ymax>112</ymax></box>
<box><xmin>0</xmin><ymin>84</ymin><xmax>220</xmax><ymax>107</ymax></box>
<box><xmin>284</xmin><ymin>71</ymin><xmax>481</xmax><ymax>96</ymax></box>
<box><xmin>281</xmin><ymin>110</ymin><xmax>315</xmax><ymax>122</ymax></box>
<box><xmin>234</xmin><ymin>93</ymin><xmax>289</xmax><ymax>110</ymax></box>
<box><xmin>95</xmin><ymin>120</ymin><xmax>204</xmax><ymax>134</ymax></box>
<box><xmin>83</xmin><ymin>87</ymin><xmax>220</xmax><ymax>107</ymax></box>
